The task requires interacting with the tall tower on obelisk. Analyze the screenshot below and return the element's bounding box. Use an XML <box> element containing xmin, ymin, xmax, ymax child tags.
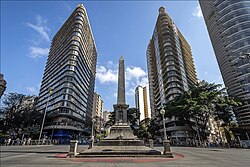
<box><xmin>117</xmin><ymin>56</ymin><xmax>126</xmax><ymax>104</ymax></box>
<box><xmin>114</xmin><ymin>56</ymin><xmax>129</xmax><ymax>124</ymax></box>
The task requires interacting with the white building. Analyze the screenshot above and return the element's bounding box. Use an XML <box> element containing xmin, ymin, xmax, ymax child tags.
<box><xmin>135</xmin><ymin>85</ymin><xmax>151</xmax><ymax>121</ymax></box>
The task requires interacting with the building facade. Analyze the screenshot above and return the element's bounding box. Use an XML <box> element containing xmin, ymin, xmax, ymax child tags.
<box><xmin>199</xmin><ymin>0</ymin><xmax>250</xmax><ymax>127</ymax></box>
<box><xmin>36</xmin><ymin>4</ymin><xmax>97</xmax><ymax>141</ymax></box>
<box><xmin>135</xmin><ymin>85</ymin><xmax>151</xmax><ymax>121</ymax></box>
<box><xmin>92</xmin><ymin>92</ymin><xmax>104</xmax><ymax>133</ymax></box>
<box><xmin>102</xmin><ymin>111</ymin><xmax>111</xmax><ymax>124</ymax></box>
<box><xmin>146</xmin><ymin>7</ymin><xmax>198</xmax><ymax>144</ymax></box>
<box><xmin>0</xmin><ymin>73</ymin><xmax>7</xmax><ymax>98</ymax></box>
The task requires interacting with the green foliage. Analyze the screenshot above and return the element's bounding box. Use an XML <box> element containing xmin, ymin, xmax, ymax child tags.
<box><xmin>164</xmin><ymin>80</ymin><xmax>242</xmax><ymax>141</ymax></box>
<box><xmin>104</xmin><ymin>111</ymin><xmax>115</xmax><ymax>128</ymax></box>
<box><xmin>23</xmin><ymin>124</ymin><xmax>41</xmax><ymax>139</ymax></box>
<box><xmin>136</xmin><ymin>118</ymin><xmax>161</xmax><ymax>141</ymax></box>
<box><xmin>0</xmin><ymin>93</ymin><xmax>43</xmax><ymax>139</ymax></box>
<box><xmin>104</xmin><ymin>108</ymin><xmax>140</xmax><ymax>129</ymax></box>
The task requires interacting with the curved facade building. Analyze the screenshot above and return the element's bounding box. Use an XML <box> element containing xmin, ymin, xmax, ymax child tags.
<box><xmin>147</xmin><ymin>7</ymin><xmax>198</xmax><ymax>117</ymax></box>
<box><xmin>146</xmin><ymin>7</ymin><xmax>198</xmax><ymax>144</ymax></box>
<box><xmin>36</xmin><ymin>4</ymin><xmax>97</xmax><ymax>141</ymax></box>
<box><xmin>199</xmin><ymin>0</ymin><xmax>250</xmax><ymax>127</ymax></box>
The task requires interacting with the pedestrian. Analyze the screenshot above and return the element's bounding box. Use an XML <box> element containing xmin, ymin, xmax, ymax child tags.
<box><xmin>16</xmin><ymin>138</ymin><xmax>20</xmax><ymax>145</ymax></box>
<box><xmin>27</xmin><ymin>138</ymin><xmax>31</xmax><ymax>145</ymax></box>
<box><xmin>23</xmin><ymin>138</ymin><xmax>26</xmax><ymax>145</ymax></box>
<box><xmin>7</xmin><ymin>138</ymin><xmax>11</xmax><ymax>146</ymax></box>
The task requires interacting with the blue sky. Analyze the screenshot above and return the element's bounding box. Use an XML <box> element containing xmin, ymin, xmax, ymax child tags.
<box><xmin>1</xmin><ymin>1</ymin><xmax>223</xmax><ymax>111</ymax></box>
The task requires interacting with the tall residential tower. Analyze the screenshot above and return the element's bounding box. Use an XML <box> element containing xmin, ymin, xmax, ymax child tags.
<box><xmin>146</xmin><ymin>7</ymin><xmax>198</xmax><ymax>144</ymax></box>
<box><xmin>199</xmin><ymin>0</ymin><xmax>250</xmax><ymax>127</ymax></box>
<box><xmin>36</xmin><ymin>4</ymin><xmax>97</xmax><ymax>140</ymax></box>
<box><xmin>147</xmin><ymin>7</ymin><xmax>198</xmax><ymax>117</ymax></box>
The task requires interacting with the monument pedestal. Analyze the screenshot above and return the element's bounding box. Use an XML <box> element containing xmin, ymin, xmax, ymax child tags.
<box><xmin>97</xmin><ymin>124</ymin><xmax>144</xmax><ymax>146</ymax></box>
<box><xmin>78</xmin><ymin>122</ymin><xmax>167</xmax><ymax>157</ymax></box>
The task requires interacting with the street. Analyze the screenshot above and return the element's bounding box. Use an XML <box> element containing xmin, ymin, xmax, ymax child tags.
<box><xmin>1</xmin><ymin>145</ymin><xmax>250</xmax><ymax>167</ymax></box>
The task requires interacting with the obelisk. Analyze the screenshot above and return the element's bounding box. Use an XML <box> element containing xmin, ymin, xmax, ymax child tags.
<box><xmin>114</xmin><ymin>56</ymin><xmax>129</xmax><ymax>124</ymax></box>
<box><xmin>117</xmin><ymin>56</ymin><xmax>126</xmax><ymax>105</ymax></box>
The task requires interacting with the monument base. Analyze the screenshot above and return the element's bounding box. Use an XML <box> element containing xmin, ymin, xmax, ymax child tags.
<box><xmin>78</xmin><ymin>123</ymin><xmax>173</xmax><ymax>158</ymax></box>
<box><xmin>77</xmin><ymin>145</ymin><xmax>174</xmax><ymax>158</ymax></box>
<box><xmin>97</xmin><ymin>124</ymin><xmax>143</xmax><ymax>146</ymax></box>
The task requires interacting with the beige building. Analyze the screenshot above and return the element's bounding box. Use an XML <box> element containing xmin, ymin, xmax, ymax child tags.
<box><xmin>92</xmin><ymin>92</ymin><xmax>104</xmax><ymax>133</ymax></box>
<box><xmin>147</xmin><ymin>7</ymin><xmax>198</xmax><ymax>118</ymax></box>
<box><xmin>135</xmin><ymin>85</ymin><xmax>151</xmax><ymax>121</ymax></box>
<box><xmin>146</xmin><ymin>7</ymin><xmax>198</xmax><ymax>144</ymax></box>
<box><xmin>92</xmin><ymin>92</ymin><xmax>104</xmax><ymax>118</ymax></box>
<box><xmin>207</xmin><ymin>116</ymin><xmax>227</xmax><ymax>144</ymax></box>
<box><xmin>199</xmin><ymin>0</ymin><xmax>250</xmax><ymax>127</ymax></box>
<box><xmin>102</xmin><ymin>111</ymin><xmax>111</xmax><ymax>124</ymax></box>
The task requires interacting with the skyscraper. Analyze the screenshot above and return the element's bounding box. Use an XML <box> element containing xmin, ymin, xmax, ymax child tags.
<box><xmin>199</xmin><ymin>0</ymin><xmax>250</xmax><ymax>127</ymax></box>
<box><xmin>146</xmin><ymin>7</ymin><xmax>198</xmax><ymax>144</ymax></box>
<box><xmin>147</xmin><ymin>6</ymin><xmax>198</xmax><ymax>117</ymax></box>
<box><xmin>36</xmin><ymin>4</ymin><xmax>97</xmax><ymax>141</ymax></box>
<box><xmin>135</xmin><ymin>85</ymin><xmax>151</xmax><ymax>121</ymax></box>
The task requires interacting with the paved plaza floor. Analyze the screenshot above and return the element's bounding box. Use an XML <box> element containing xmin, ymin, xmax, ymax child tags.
<box><xmin>1</xmin><ymin>145</ymin><xmax>250</xmax><ymax>167</ymax></box>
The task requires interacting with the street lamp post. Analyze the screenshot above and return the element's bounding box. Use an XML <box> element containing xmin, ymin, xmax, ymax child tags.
<box><xmin>89</xmin><ymin>118</ymin><xmax>96</xmax><ymax>149</ymax></box>
<box><xmin>38</xmin><ymin>88</ymin><xmax>52</xmax><ymax>144</ymax></box>
<box><xmin>160</xmin><ymin>108</ymin><xmax>167</xmax><ymax>141</ymax></box>
<box><xmin>160</xmin><ymin>108</ymin><xmax>171</xmax><ymax>154</ymax></box>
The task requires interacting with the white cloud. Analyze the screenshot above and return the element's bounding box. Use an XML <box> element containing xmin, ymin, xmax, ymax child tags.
<box><xmin>96</xmin><ymin>61</ymin><xmax>149</xmax><ymax>104</ymax></box>
<box><xmin>27</xmin><ymin>15</ymin><xmax>50</xmax><ymax>42</ymax></box>
<box><xmin>26</xmin><ymin>86</ymin><xmax>38</xmax><ymax>95</ymax></box>
<box><xmin>126</xmin><ymin>66</ymin><xmax>146</xmax><ymax>80</ymax></box>
<box><xmin>192</xmin><ymin>5</ymin><xmax>202</xmax><ymax>18</ymax></box>
<box><xmin>29</xmin><ymin>47</ymin><xmax>49</xmax><ymax>59</ymax></box>
<box><xmin>96</xmin><ymin>63</ymin><xmax>148</xmax><ymax>86</ymax></box>
<box><xmin>138</xmin><ymin>76</ymin><xmax>148</xmax><ymax>87</ymax></box>
<box><xmin>96</xmin><ymin>65</ymin><xmax>118</xmax><ymax>84</ymax></box>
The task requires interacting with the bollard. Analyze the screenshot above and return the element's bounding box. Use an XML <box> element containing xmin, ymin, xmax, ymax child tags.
<box><xmin>68</xmin><ymin>140</ymin><xmax>78</xmax><ymax>157</ymax></box>
<box><xmin>149</xmin><ymin>139</ymin><xmax>154</xmax><ymax>148</ymax></box>
<box><xmin>88</xmin><ymin>138</ymin><xmax>93</xmax><ymax>149</ymax></box>
<box><xmin>163</xmin><ymin>139</ymin><xmax>171</xmax><ymax>154</ymax></box>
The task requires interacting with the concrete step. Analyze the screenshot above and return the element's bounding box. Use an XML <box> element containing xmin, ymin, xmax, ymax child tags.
<box><xmin>76</xmin><ymin>153</ymin><xmax>173</xmax><ymax>158</ymax></box>
<box><xmin>79</xmin><ymin>150</ymin><xmax>162</xmax><ymax>155</ymax></box>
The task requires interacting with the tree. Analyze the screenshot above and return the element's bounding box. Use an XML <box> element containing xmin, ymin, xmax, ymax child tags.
<box><xmin>104</xmin><ymin>111</ymin><xmax>115</xmax><ymax>128</ymax></box>
<box><xmin>23</xmin><ymin>124</ymin><xmax>41</xmax><ymax>139</ymax></box>
<box><xmin>0</xmin><ymin>93</ymin><xmax>43</xmax><ymax>139</ymax></box>
<box><xmin>163</xmin><ymin>80</ymin><xmax>242</xmax><ymax>143</ymax></box>
<box><xmin>104</xmin><ymin>108</ymin><xmax>140</xmax><ymax>129</ymax></box>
